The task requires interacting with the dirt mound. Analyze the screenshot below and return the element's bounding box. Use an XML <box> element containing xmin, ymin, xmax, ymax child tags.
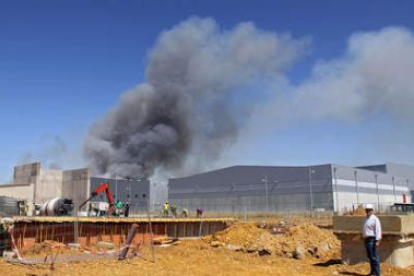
<box><xmin>272</xmin><ymin>223</ymin><xmax>340</xmax><ymax>260</ymax></box>
<box><xmin>350</xmin><ymin>205</ymin><xmax>366</xmax><ymax>216</ymax></box>
<box><xmin>23</xmin><ymin>240</ymin><xmax>68</xmax><ymax>255</ymax></box>
<box><xmin>208</xmin><ymin>222</ymin><xmax>340</xmax><ymax>260</ymax></box>
<box><xmin>211</xmin><ymin>223</ymin><xmax>275</xmax><ymax>249</ymax></box>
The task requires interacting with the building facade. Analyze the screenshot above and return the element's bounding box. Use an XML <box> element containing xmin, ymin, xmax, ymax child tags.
<box><xmin>0</xmin><ymin>163</ymin><xmax>151</xmax><ymax>215</ymax></box>
<box><xmin>90</xmin><ymin>177</ymin><xmax>150</xmax><ymax>213</ymax></box>
<box><xmin>168</xmin><ymin>163</ymin><xmax>413</xmax><ymax>214</ymax></box>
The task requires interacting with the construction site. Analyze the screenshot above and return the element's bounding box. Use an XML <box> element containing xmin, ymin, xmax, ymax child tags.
<box><xmin>3</xmin><ymin>2</ymin><xmax>414</xmax><ymax>275</ymax></box>
<box><xmin>0</xmin><ymin>162</ymin><xmax>414</xmax><ymax>276</ymax></box>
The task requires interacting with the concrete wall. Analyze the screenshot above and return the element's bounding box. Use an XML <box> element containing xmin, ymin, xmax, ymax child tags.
<box><xmin>334</xmin><ymin>215</ymin><xmax>414</xmax><ymax>268</ymax></box>
<box><xmin>0</xmin><ymin>163</ymin><xmax>40</xmax><ymax>214</ymax></box>
<box><xmin>0</xmin><ymin>183</ymin><xmax>35</xmax><ymax>214</ymax></box>
<box><xmin>62</xmin><ymin>168</ymin><xmax>90</xmax><ymax>212</ymax></box>
<box><xmin>35</xmin><ymin>169</ymin><xmax>63</xmax><ymax>205</ymax></box>
<box><xmin>13</xmin><ymin>163</ymin><xmax>40</xmax><ymax>185</ymax></box>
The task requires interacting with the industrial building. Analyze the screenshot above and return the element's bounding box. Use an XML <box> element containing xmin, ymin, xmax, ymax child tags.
<box><xmin>0</xmin><ymin>162</ymin><xmax>151</xmax><ymax>215</ymax></box>
<box><xmin>168</xmin><ymin>163</ymin><xmax>414</xmax><ymax>214</ymax></box>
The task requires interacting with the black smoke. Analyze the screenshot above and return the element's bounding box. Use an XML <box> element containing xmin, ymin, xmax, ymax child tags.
<box><xmin>84</xmin><ymin>17</ymin><xmax>308</xmax><ymax>179</ymax></box>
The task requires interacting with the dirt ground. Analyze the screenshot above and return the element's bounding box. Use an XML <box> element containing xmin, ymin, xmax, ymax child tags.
<box><xmin>1</xmin><ymin>222</ymin><xmax>413</xmax><ymax>276</ymax></box>
<box><xmin>1</xmin><ymin>240</ymin><xmax>414</xmax><ymax>276</ymax></box>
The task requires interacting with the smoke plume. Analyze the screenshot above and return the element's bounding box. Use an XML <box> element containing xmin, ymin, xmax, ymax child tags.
<box><xmin>19</xmin><ymin>134</ymin><xmax>67</xmax><ymax>169</ymax></box>
<box><xmin>84</xmin><ymin>17</ymin><xmax>309</xmax><ymax>179</ymax></box>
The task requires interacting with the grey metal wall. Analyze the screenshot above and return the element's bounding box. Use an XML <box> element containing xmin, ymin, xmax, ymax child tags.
<box><xmin>332</xmin><ymin>165</ymin><xmax>411</xmax><ymax>198</ymax></box>
<box><xmin>357</xmin><ymin>163</ymin><xmax>414</xmax><ymax>190</ymax></box>
<box><xmin>0</xmin><ymin>196</ymin><xmax>20</xmax><ymax>216</ymax></box>
<box><xmin>332</xmin><ymin>165</ymin><xmax>412</xmax><ymax>212</ymax></box>
<box><xmin>168</xmin><ymin>165</ymin><xmax>334</xmax><ymax>213</ymax></box>
<box><xmin>90</xmin><ymin>177</ymin><xmax>150</xmax><ymax>213</ymax></box>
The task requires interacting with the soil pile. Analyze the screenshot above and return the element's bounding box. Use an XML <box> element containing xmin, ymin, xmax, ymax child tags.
<box><xmin>208</xmin><ymin>223</ymin><xmax>340</xmax><ymax>260</ymax></box>
<box><xmin>23</xmin><ymin>240</ymin><xmax>71</xmax><ymax>255</ymax></box>
<box><xmin>210</xmin><ymin>223</ymin><xmax>275</xmax><ymax>249</ymax></box>
<box><xmin>351</xmin><ymin>205</ymin><xmax>366</xmax><ymax>216</ymax></box>
<box><xmin>272</xmin><ymin>223</ymin><xmax>340</xmax><ymax>260</ymax></box>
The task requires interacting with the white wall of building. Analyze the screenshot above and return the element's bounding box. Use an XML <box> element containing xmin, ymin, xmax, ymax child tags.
<box><xmin>332</xmin><ymin>179</ymin><xmax>411</xmax><ymax>213</ymax></box>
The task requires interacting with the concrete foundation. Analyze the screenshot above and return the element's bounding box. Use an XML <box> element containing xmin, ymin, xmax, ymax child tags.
<box><xmin>334</xmin><ymin>215</ymin><xmax>414</xmax><ymax>268</ymax></box>
<box><xmin>2</xmin><ymin>216</ymin><xmax>234</xmax><ymax>253</ymax></box>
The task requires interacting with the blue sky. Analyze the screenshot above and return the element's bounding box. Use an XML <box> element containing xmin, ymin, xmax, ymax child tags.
<box><xmin>1</xmin><ymin>0</ymin><xmax>414</xmax><ymax>181</ymax></box>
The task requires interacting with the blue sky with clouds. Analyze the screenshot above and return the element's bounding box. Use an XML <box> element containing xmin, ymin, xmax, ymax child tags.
<box><xmin>1</xmin><ymin>0</ymin><xmax>414</xmax><ymax>181</ymax></box>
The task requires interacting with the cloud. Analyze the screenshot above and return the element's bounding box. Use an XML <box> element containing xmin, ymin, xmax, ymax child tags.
<box><xmin>289</xmin><ymin>27</ymin><xmax>414</xmax><ymax>122</ymax></box>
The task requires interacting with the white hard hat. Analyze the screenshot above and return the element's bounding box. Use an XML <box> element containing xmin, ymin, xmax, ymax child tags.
<box><xmin>364</xmin><ymin>203</ymin><xmax>374</xmax><ymax>210</ymax></box>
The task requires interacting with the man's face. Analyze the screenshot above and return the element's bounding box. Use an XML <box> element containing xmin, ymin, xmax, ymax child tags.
<box><xmin>365</xmin><ymin>209</ymin><xmax>373</xmax><ymax>216</ymax></box>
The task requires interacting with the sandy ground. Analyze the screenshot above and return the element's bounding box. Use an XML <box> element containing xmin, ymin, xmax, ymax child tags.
<box><xmin>1</xmin><ymin>221</ymin><xmax>413</xmax><ymax>276</ymax></box>
<box><xmin>1</xmin><ymin>239</ymin><xmax>414</xmax><ymax>276</ymax></box>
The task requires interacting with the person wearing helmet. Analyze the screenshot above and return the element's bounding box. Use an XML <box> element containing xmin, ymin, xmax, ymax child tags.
<box><xmin>362</xmin><ymin>203</ymin><xmax>382</xmax><ymax>276</ymax></box>
<box><xmin>163</xmin><ymin>201</ymin><xmax>169</xmax><ymax>217</ymax></box>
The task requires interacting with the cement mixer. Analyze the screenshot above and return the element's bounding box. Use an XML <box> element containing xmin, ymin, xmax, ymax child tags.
<box><xmin>39</xmin><ymin>197</ymin><xmax>73</xmax><ymax>216</ymax></box>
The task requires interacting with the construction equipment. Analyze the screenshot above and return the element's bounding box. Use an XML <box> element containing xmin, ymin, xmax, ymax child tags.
<box><xmin>390</xmin><ymin>203</ymin><xmax>414</xmax><ymax>213</ymax></box>
<box><xmin>79</xmin><ymin>182</ymin><xmax>114</xmax><ymax>216</ymax></box>
<box><xmin>39</xmin><ymin>197</ymin><xmax>73</xmax><ymax>216</ymax></box>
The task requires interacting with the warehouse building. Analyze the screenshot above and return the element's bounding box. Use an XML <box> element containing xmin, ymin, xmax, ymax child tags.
<box><xmin>168</xmin><ymin>163</ymin><xmax>413</xmax><ymax>214</ymax></box>
<box><xmin>0</xmin><ymin>162</ymin><xmax>151</xmax><ymax>215</ymax></box>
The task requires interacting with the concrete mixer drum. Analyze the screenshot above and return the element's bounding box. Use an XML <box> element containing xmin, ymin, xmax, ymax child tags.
<box><xmin>39</xmin><ymin>197</ymin><xmax>74</xmax><ymax>216</ymax></box>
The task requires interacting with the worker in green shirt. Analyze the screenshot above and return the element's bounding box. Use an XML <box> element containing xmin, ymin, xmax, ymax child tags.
<box><xmin>170</xmin><ymin>203</ymin><xmax>178</xmax><ymax>218</ymax></box>
<box><xmin>116</xmin><ymin>200</ymin><xmax>123</xmax><ymax>216</ymax></box>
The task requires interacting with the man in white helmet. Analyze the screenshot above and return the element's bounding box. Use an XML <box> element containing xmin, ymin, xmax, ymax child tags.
<box><xmin>362</xmin><ymin>203</ymin><xmax>382</xmax><ymax>276</ymax></box>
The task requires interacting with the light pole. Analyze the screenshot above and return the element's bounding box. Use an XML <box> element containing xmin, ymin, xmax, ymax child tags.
<box><xmin>333</xmin><ymin>167</ymin><xmax>339</xmax><ymax>213</ymax></box>
<box><xmin>392</xmin><ymin>176</ymin><xmax>396</xmax><ymax>203</ymax></box>
<box><xmin>354</xmin><ymin>171</ymin><xmax>360</xmax><ymax>205</ymax></box>
<box><xmin>115</xmin><ymin>174</ymin><xmax>118</xmax><ymax>201</ymax></box>
<box><xmin>261</xmin><ymin>175</ymin><xmax>278</xmax><ymax>214</ymax></box>
<box><xmin>261</xmin><ymin>175</ymin><xmax>269</xmax><ymax>214</ymax></box>
<box><xmin>375</xmin><ymin>174</ymin><xmax>380</xmax><ymax>211</ymax></box>
<box><xmin>309</xmin><ymin>167</ymin><xmax>316</xmax><ymax>212</ymax></box>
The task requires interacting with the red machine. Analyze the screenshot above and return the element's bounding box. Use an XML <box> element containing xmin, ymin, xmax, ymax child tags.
<box><xmin>79</xmin><ymin>182</ymin><xmax>115</xmax><ymax>215</ymax></box>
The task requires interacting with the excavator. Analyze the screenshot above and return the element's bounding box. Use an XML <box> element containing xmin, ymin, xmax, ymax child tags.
<box><xmin>79</xmin><ymin>182</ymin><xmax>115</xmax><ymax>216</ymax></box>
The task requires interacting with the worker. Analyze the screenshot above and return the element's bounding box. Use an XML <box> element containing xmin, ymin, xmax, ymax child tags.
<box><xmin>18</xmin><ymin>201</ymin><xmax>27</xmax><ymax>216</ymax></box>
<box><xmin>124</xmin><ymin>202</ymin><xmax>130</xmax><ymax>217</ymax></box>
<box><xmin>362</xmin><ymin>203</ymin><xmax>382</xmax><ymax>276</ymax></box>
<box><xmin>163</xmin><ymin>202</ymin><xmax>169</xmax><ymax>217</ymax></box>
<box><xmin>170</xmin><ymin>203</ymin><xmax>178</xmax><ymax>218</ymax></box>
<box><xmin>196</xmin><ymin>208</ymin><xmax>203</xmax><ymax>218</ymax></box>
<box><xmin>181</xmin><ymin>208</ymin><xmax>189</xmax><ymax>218</ymax></box>
<box><xmin>116</xmin><ymin>200</ymin><xmax>123</xmax><ymax>216</ymax></box>
<box><xmin>23</xmin><ymin>203</ymin><xmax>29</xmax><ymax>216</ymax></box>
